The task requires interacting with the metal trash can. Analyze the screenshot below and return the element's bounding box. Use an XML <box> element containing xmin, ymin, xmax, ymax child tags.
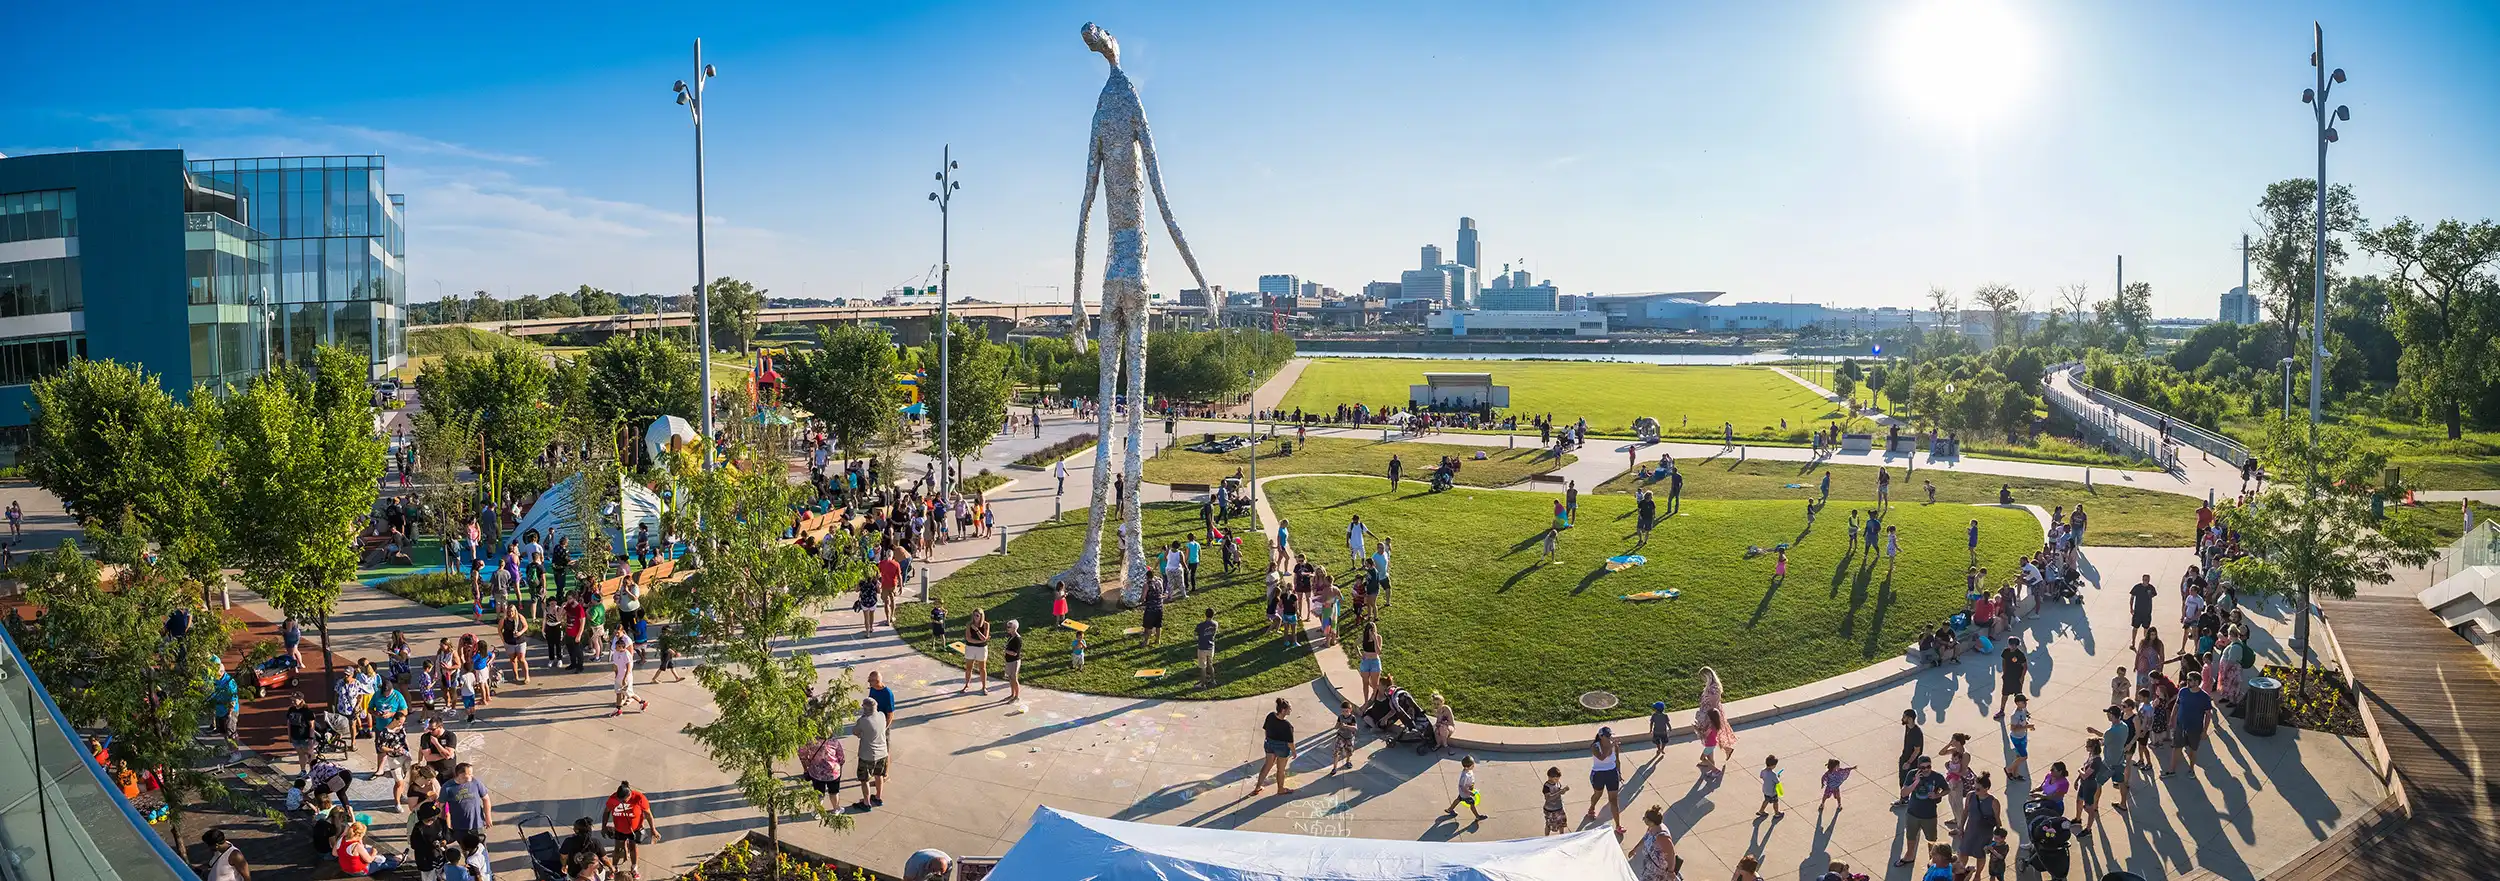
<box><xmin>2243</xmin><ymin>675</ymin><xmax>2284</xmax><ymax>736</ymax></box>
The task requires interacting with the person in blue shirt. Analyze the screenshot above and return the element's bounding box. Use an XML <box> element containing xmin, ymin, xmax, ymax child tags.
<box><xmin>1184</xmin><ymin>535</ymin><xmax>1202</xmax><ymax>593</ymax></box>
<box><xmin>2087</xmin><ymin>703</ymin><xmax>2134</xmax><ymax>813</ymax></box>
<box><xmin>2170</xmin><ymin>672</ymin><xmax>2216</xmax><ymax>777</ymax></box>
<box><xmin>1273</xmin><ymin>519</ymin><xmax>1292</xmax><ymax>569</ymax></box>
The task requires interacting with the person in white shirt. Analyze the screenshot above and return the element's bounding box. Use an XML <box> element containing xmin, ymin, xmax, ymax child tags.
<box><xmin>610</xmin><ymin>636</ymin><xmax>646</xmax><ymax>717</ymax></box>
<box><xmin>1053</xmin><ymin>460</ymin><xmax>1068</xmax><ymax>496</ymax></box>
<box><xmin>1346</xmin><ymin>516</ymin><xmax>1368</xmax><ymax>571</ymax></box>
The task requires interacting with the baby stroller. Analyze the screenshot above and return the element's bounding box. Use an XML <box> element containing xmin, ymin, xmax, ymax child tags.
<box><xmin>1428</xmin><ymin>469</ymin><xmax>1455</xmax><ymax>493</ymax></box>
<box><xmin>313</xmin><ymin>711</ymin><xmax>357</xmax><ymax>760</ymax></box>
<box><xmin>519</xmin><ymin>813</ymin><xmax>566</xmax><ymax>881</ymax></box>
<box><xmin>2022</xmin><ymin>811</ymin><xmax>2077</xmax><ymax>880</ymax></box>
<box><xmin>1362</xmin><ymin>689</ymin><xmax>1432</xmax><ymax>748</ymax></box>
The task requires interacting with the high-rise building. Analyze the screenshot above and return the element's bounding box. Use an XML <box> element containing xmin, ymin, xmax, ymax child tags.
<box><xmin>1456</xmin><ymin>217</ymin><xmax>1479</xmax><ymax>270</ymax></box>
<box><xmin>1513</xmin><ymin>269</ymin><xmax>1531</xmax><ymax>289</ymax></box>
<box><xmin>0</xmin><ymin>149</ymin><xmax>408</xmax><ymax>459</ymax></box>
<box><xmin>1440</xmin><ymin>263</ymin><xmax>1478</xmax><ymax>308</ymax></box>
<box><xmin>1300</xmin><ymin>281</ymin><xmax>1322</xmax><ymax>299</ymax></box>
<box><xmin>2219</xmin><ymin>286</ymin><xmax>2262</xmax><ymax>324</ymax></box>
<box><xmin>1258</xmin><ymin>274</ymin><xmax>1300</xmax><ymax>300</ymax></box>
<box><xmin>1362</xmin><ymin>280</ymin><xmax>1402</xmax><ymax>301</ymax></box>
<box><xmin>1419</xmin><ymin>244</ymin><xmax>1442</xmax><ymax>272</ymax></box>
<box><xmin>1399</xmin><ymin>268</ymin><xmax>1452</xmax><ymax>304</ymax></box>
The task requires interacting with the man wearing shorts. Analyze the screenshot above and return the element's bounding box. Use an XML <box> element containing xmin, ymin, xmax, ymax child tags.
<box><xmin>1995</xmin><ymin>637</ymin><xmax>2027</xmax><ymax>721</ymax></box>
<box><xmin>2170</xmin><ymin>672</ymin><xmax>2215</xmax><ymax>778</ymax></box>
<box><xmin>1894</xmin><ymin>756</ymin><xmax>1945</xmax><ymax>867</ymax></box>
<box><xmin>603</xmin><ymin>781</ymin><xmax>659</xmax><ymax>879</ymax></box>
<box><xmin>2088</xmin><ymin>704</ymin><xmax>2135</xmax><ymax>812</ymax></box>
<box><xmin>851</xmin><ymin>698</ymin><xmax>890</xmax><ymax>811</ymax></box>
<box><xmin>2128</xmin><ymin>574</ymin><xmax>2158</xmax><ymax>643</ymax></box>
<box><xmin>1195</xmin><ymin>609</ymin><xmax>1219</xmax><ymax>688</ymax></box>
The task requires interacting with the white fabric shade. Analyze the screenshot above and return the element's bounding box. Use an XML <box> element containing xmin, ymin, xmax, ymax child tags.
<box><xmin>644</xmin><ymin>415</ymin><xmax>700</xmax><ymax>463</ymax></box>
<box><xmin>985</xmin><ymin>806</ymin><xmax>1638</xmax><ymax>881</ymax></box>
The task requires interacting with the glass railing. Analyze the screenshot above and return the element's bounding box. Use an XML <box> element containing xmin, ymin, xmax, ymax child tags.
<box><xmin>0</xmin><ymin>627</ymin><xmax>201</xmax><ymax>881</ymax></box>
<box><xmin>2430</xmin><ymin>521</ymin><xmax>2500</xmax><ymax>585</ymax></box>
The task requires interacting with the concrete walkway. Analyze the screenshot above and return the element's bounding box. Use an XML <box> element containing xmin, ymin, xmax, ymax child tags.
<box><xmin>248</xmin><ymin>403</ymin><xmax>2376</xmax><ymax>881</ymax></box>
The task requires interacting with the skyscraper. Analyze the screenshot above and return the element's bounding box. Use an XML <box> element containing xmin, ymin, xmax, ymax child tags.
<box><xmin>1456</xmin><ymin>217</ymin><xmax>1479</xmax><ymax>270</ymax></box>
<box><xmin>1420</xmin><ymin>244</ymin><xmax>1442</xmax><ymax>272</ymax></box>
<box><xmin>1440</xmin><ymin>263</ymin><xmax>1478</xmax><ymax>308</ymax></box>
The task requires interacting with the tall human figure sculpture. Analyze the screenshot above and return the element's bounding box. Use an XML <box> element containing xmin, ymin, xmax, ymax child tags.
<box><xmin>1061</xmin><ymin>22</ymin><xmax>1214</xmax><ymax>604</ymax></box>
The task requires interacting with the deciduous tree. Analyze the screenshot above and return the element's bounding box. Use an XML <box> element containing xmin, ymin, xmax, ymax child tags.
<box><xmin>2357</xmin><ymin>216</ymin><xmax>2500</xmax><ymax>439</ymax></box>
<box><xmin>2252</xmin><ymin>179</ymin><xmax>2363</xmax><ymax>356</ymax></box>
<box><xmin>780</xmin><ymin>324</ymin><xmax>902</xmax><ymax>456</ymax></box>
<box><xmin>2222</xmin><ymin>418</ymin><xmax>2437</xmax><ymax>682</ymax></box>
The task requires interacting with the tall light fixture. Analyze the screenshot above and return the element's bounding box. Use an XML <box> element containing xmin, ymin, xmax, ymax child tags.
<box><xmin>929</xmin><ymin>147</ymin><xmax>961</xmax><ymax>494</ymax></box>
<box><xmin>2293</xmin><ymin>21</ymin><xmax>2349</xmax><ymax>661</ymax></box>
<box><xmin>2302</xmin><ymin>22</ymin><xmax>2347</xmax><ymax>428</ymax></box>
<box><xmin>673</xmin><ymin>39</ymin><xmax>719</xmax><ymax>468</ymax></box>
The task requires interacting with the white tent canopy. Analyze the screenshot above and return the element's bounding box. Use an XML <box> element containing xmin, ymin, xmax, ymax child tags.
<box><xmin>985</xmin><ymin>807</ymin><xmax>1637</xmax><ymax>881</ymax></box>
<box><xmin>645</xmin><ymin>415</ymin><xmax>700</xmax><ymax>463</ymax></box>
<box><xmin>507</xmin><ymin>471</ymin><xmax>666</xmax><ymax>554</ymax></box>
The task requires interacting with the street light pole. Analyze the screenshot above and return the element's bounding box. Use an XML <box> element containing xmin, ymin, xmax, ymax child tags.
<box><xmin>2294</xmin><ymin>21</ymin><xmax>2349</xmax><ymax>663</ymax></box>
<box><xmin>930</xmin><ymin>147</ymin><xmax>962</xmax><ymax>495</ymax></box>
<box><xmin>2280</xmin><ymin>356</ymin><xmax>2296</xmax><ymax>417</ymax></box>
<box><xmin>673</xmin><ymin>40</ymin><xmax>721</xmax><ymax>469</ymax></box>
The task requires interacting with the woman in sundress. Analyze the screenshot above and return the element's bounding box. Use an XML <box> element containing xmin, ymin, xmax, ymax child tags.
<box><xmin>1696</xmin><ymin>667</ymin><xmax>1736</xmax><ymax>774</ymax></box>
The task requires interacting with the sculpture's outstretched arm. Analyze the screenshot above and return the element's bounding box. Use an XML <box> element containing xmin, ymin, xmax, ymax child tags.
<box><xmin>1139</xmin><ymin>115</ymin><xmax>1215</xmax><ymax>328</ymax></box>
<box><xmin>1072</xmin><ymin>137</ymin><xmax>1103</xmax><ymax>355</ymax></box>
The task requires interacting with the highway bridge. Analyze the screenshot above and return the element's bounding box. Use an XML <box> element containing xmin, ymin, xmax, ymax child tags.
<box><xmin>454</xmin><ymin>300</ymin><xmax>1194</xmax><ymax>341</ymax></box>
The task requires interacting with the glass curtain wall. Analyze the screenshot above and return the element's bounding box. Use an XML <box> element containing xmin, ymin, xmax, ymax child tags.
<box><xmin>183</xmin><ymin>212</ymin><xmax>270</xmax><ymax>389</ymax></box>
<box><xmin>182</xmin><ymin>158</ymin><xmax>404</xmax><ymax>376</ymax></box>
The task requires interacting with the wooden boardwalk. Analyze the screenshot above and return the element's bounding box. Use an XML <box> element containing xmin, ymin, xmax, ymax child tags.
<box><xmin>2265</xmin><ymin>596</ymin><xmax>2500</xmax><ymax>880</ymax></box>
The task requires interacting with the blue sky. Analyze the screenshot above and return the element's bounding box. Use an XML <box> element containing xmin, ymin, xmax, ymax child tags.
<box><xmin>13</xmin><ymin>1</ymin><xmax>2499</xmax><ymax>317</ymax></box>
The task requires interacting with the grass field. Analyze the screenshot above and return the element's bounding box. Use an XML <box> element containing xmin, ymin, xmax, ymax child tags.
<box><xmin>1264</xmin><ymin>477</ymin><xmax>2038</xmax><ymax>726</ymax></box>
<box><xmin>902</xmin><ymin>503</ymin><xmax>1318</xmax><ymax>700</ymax></box>
<box><xmin>1277</xmin><ymin>360</ymin><xmax>1836</xmax><ymax>441</ymax></box>
<box><xmin>1596</xmin><ymin>458</ymin><xmax>2203</xmax><ymax>547</ymax></box>
<box><xmin>2223</xmin><ymin>412</ymin><xmax>2500</xmax><ymax>489</ymax></box>
<box><xmin>2385</xmin><ymin>499</ymin><xmax>2493</xmax><ymax>544</ymax></box>
<box><xmin>1142</xmin><ymin>435</ymin><xmax>1573</xmax><ymax>488</ymax></box>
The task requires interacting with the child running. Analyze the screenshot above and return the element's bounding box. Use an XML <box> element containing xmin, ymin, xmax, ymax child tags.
<box><xmin>1446</xmin><ymin>755</ymin><xmax>1485</xmax><ymax>821</ymax></box>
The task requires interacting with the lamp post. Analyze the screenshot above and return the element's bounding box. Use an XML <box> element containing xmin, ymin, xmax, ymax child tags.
<box><xmin>2280</xmin><ymin>356</ymin><xmax>2296</xmax><ymax>417</ymax></box>
<box><xmin>1245</xmin><ymin>368</ymin><xmax>1259</xmax><ymax>503</ymax></box>
<box><xmin>2293</xmin><ymin>22</ymin><xmax>2349</xmax><ymax>662</ymax></box>
<box><xmin>672</xmin><ymin>39</ymin><xmax>720</xmax><ymax>469</ymax></box>
<box><xmin>929</xmin><ymin>147</ymin><xmax>961</xmax><ymax>495</ymax></box>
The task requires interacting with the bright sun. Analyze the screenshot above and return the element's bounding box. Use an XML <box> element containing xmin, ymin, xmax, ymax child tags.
<box><xmin>1890</xmin><ymin>0</ymin><xmax>2036</xmax><ymax>125</ymax></box>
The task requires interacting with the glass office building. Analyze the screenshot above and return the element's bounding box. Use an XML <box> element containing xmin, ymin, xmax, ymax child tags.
<box><xmin>0</xmin><ymin>149</ymin><xmax>407</xmax><ymax>461</ymax></box>
<box><xmin>185</xmin><ymin>156</ymin><xmax>407</xmax><ymax>374</ymax></box>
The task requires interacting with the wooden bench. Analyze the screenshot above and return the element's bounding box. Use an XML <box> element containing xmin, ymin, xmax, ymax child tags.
<box><xmin>1526</xmin><ymin>473</ymin><xmax>1568</xmax><ymax>487</ymax></box>
<box><xmin>1169</xmin><ymin>482</ymin><xmax>1213</xmax><ymax>496</ymax></box>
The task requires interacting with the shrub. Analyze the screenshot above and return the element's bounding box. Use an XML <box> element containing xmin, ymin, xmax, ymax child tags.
<box><xmin>1013</xmin><ymin>434</ymin><xmax>1097</xmax><ymax>468</ymax></box>
<box><xmin>376</xmin><ymin>572</ymin><xmax>471</xmax><ymax>608</ymax></box>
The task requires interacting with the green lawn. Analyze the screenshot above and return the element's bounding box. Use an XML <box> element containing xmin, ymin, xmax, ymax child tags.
<box><xmin>2385</xmin><ymin>499</ymin><xmax>2493</xmax><ymax>545</ymax></box>
<box><xmin>1264</xmin><ymin>477</ymin><xmax>2039</xmax><ymax>726</ymax></box>
<box><xmin>1277</xmin><ymin>360</ymin><xmax>1837</xmax><ymax>442</ymax></box>
<box><xmin>902</xmin><ymin>503</ymin><xmax>1318</xmax><ymax>700</ymax></box>
<box><xmin>1595</xmin><ymin>458</ymin><xmax>2203</xmax><ymax>547</ymax></box>
<box><xmin>1142</xmin><ymin>435</ymin><xmax>1573</xmax><ymax>489</ymax></box>
<box><xmin>2223</xmin><ymin>411</ymin><xmax>2500</xmax><ymax>489</ymax></box>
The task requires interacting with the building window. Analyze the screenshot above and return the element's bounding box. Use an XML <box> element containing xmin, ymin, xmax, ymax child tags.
<box><xmin>0</xmin><ymin>190</ymin><xmax>77</xmax><ymax>244</ymax></box>
<box><xmin>0</xmin><ymin>334</ymin><xmax>85</xmax><ymax>386</ymax></box>
<box><xmin>0</xmin><ymin>257</ymin><xmax>83</xmax><ymax>317</ymax></box>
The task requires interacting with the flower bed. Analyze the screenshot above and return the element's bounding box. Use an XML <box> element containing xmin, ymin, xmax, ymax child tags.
<box><xmin>678</xmin><ymin>836</ymin><xmax>891</xmax><ymax>881</ymax></box>
<box><xmin>1011</xmin><ymin>434</ymin><xmax>1095</xmax><ymax>469</ymax></box>
<box><xmin>2260</xmin><ymin>664</ymin><xmax>2367</xmax><ymax>737</ymax></box>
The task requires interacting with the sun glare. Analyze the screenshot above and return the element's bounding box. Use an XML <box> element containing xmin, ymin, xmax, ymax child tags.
<box><xmin>1890</xmin><ymin>0</ymin><xmax>2035</xmax><ymax>125</ymax></box>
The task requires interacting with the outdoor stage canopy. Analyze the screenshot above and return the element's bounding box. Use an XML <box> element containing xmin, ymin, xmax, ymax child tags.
<box><xmin>983</xmin><ymin>806</ymin><xmax>1638</xmax><ymax>881</ymax></box>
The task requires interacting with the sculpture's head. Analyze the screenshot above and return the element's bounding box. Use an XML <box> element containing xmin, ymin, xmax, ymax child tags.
<box><xmin>1081</xmin><ymin>22</ymin><xmax>1120</xmax><ymax>67</ymax></box>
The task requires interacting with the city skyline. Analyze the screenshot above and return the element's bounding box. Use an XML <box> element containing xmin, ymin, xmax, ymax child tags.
<box><xmin>12</xmin><ymin>1</ymin><xmax>2499</xmax><ymax>319</ymax></box>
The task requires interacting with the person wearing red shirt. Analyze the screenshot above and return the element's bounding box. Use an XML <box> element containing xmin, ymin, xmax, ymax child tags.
<box><xmin>603</xmin><ymin>781</ymin><xmax>660</xmax><ymax>879</ymax></box>
<box><xmin>875</xmin><ymin>554</ymin><xmax>902</xmax><ymax>627</ymax></box>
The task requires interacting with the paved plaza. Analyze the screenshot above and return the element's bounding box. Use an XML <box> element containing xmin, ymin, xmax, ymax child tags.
<box><xmin>210</xmin><ymin>360</ymin><xmax>2390</xmax><ymax>881</ymax></box>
